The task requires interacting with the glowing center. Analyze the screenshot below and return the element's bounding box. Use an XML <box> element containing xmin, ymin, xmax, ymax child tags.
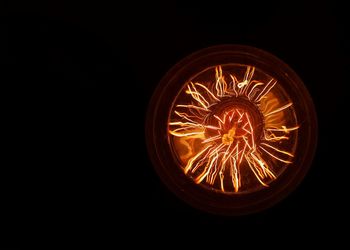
<box><xmin>222</xmin><ymin>125</ymin><xmax>236</xmax><ymax>145</ymax></box>
<box><xmin>212</xmin><ymin>108</ymin><xmax>253</xmax><ymax>147</ymax></box>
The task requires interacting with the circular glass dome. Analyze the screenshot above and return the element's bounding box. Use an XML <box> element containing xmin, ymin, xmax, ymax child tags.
<box><xmin>146</xmin><ymin>45</ymin><xmax>317</xmax><ymax>215</ymax></box>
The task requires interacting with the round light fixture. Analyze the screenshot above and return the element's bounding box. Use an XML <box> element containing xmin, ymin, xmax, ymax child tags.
<box><xmin>146</xmin><ymin>45</ymin><xmax>317</xmax><ymax>215</ymax></box>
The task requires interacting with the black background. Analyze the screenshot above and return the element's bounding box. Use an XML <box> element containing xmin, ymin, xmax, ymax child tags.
<box><xmin>2</xmin><ymin>0</ymin><xmax>349</xmax><ymax>244</ymax></box>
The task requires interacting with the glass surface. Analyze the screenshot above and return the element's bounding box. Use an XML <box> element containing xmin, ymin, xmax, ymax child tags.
<box><xmin>146</xmin><ymin>45</ymin><xmax>317</xmax><ymax>215</ymax></box>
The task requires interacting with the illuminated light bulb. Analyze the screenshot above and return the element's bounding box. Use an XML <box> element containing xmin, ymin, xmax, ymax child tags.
<box><xmin>146</xmin><ymin>45</ymin><xmax>317</xmax><ymax>215</ymax></box>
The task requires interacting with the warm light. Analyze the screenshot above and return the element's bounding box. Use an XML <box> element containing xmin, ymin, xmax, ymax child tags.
<box><xmin>169</xmin><ymin>65</ymin><xmax>298</xmax><ymax>193</ymax></box>
<box><xmin>146</xmin><ymin>45</ymin><xmax>317</xmax><ymax>215</ymax></box>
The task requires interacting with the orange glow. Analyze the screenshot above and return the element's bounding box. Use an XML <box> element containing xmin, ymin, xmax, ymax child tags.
<box><xmin>147</xmin><ymin>45</ymin><xmax>317</xmax><ymax>215</ymax></box>
<box><xmin>169</xmin><ymin>65</ymin><xmax>299</xmax><ymax>193</ymax></box>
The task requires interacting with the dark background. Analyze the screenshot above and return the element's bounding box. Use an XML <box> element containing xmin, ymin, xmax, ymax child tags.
<box><xmin>2</xmin><ymin>0</ymin><xmax>349</xmax><ymax>244</ymax></box>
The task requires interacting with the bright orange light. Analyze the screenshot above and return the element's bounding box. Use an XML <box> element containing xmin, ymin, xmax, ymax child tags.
<box><xmin>146</xmin><ymin>45</ymin><xmax>317</xmax><ymax>215</ymax></box>
<box><xmin>169</xmin><ymin>65</ymin><xmax>298</xmax><ymax>193</ymax></box>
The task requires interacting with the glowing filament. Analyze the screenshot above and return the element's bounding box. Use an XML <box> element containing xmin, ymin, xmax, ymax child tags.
<box><xmin>169</xmin><ymin>65</ymin><xmax>298</xmax><ymax>193</ymax></box>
